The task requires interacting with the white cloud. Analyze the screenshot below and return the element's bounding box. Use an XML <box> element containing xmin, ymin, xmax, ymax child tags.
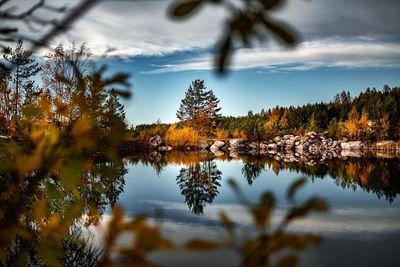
<box><xmin>5</xmin><ymin>0</ymin><xmax>399</xmax><ymax>72</ymax></box>
<box><xmin>50</xmin><ymin>0</ymin><xmax>229</xmax><ymax>57</ymax></box>
<box><xmin>142</xmin><ymin>40</ymin><xmax>400</xmax><ymax>74</ymax></box>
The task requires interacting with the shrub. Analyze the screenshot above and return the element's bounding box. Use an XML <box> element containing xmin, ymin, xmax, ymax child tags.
<box><xmin>232</xmin><ymin>130</ymin><xmax>248</xmax><ymax>140</ymax></box>
<box><xmin>215</xmin><ymin>129</ymin><xmax>228</xmax><ymax>140</ymax></box>
<box><xmin>132</xmin><ymin>124</ymin><xmax>170</xmax><ymax>141</ymax></box>
<box><xmin>165</xmin><ymin>125</ymin><xmax>201</xmax><ymax>148</ymax></box>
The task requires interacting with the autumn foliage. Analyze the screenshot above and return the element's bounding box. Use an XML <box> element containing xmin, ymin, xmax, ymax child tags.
<box><xmin>165</xmin><ymin>124</ymin><xmax>202</xmax><ymax>148</ymax></box>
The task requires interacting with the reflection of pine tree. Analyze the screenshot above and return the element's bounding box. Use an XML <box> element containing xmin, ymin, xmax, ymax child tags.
<box><xmin>86</xmin><ymin>161</ymin><xmax>127</xmax><ymax>207</ymax></box>
<box><xmin>241</xmin><ymin>160</ymin><xmax>265</xmax><ymax>185</ymax></box>
<box><xmin>176</xmin><ymin>160</ymin><xmax>221</xmax><ymax>214</ymax></box>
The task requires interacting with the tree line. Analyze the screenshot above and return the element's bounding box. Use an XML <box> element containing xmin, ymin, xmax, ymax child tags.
<box><xmin>132</xmin><ymin>83</ymin><xmax>400</xmax><ymax>143</ymax></box>
<box><xmin>0</xmin><ymin>41</ymin><xmax>126</xmax><ymax>138</ymax></box>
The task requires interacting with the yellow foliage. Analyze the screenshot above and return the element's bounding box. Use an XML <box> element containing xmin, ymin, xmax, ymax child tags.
<box><xmin>165</xmin><ymin>125</ymin><xmax>201</xmax><ymax>147</ymax></box>
<box><xmin>215</xmin><ymin>129</ymin><xmax>228</xmax><ymax>140</ymax></box>
<box><xmin>345</xmin><ymin>107</ymin><xmax>360</xmax><ymax>139</ymax></box>
<box><xmin>232</xmin><ymin>130</ymin><xmax>248</xmax><ymax>140</ymax></box>
<box><xmin>345</xmin><ymin>120</ymin><xmax>358</xmax><ymax>139</ymax></box>
<box><xmin>135</xmin><ymin>125</ymin><xmax>168</xmax><ymax>141</ymax></box>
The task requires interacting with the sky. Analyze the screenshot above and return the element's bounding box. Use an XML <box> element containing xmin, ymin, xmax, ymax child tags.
<box><xmin>4</xmin><ymin>0</ymin><xmax>400</xmax><ymax>125</ymax></box>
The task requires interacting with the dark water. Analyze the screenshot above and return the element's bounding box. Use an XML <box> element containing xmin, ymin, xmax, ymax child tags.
<box><xmin>102</xmin><ymin>152</ymin><xmax>400</xmax><ymax>267</ymax></box>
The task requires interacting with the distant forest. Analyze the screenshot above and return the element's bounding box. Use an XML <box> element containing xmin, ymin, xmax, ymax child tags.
<box><xmin>132</xmin><ymin>85</ymin><xmax>400</xmax><ymax>143</ymax></box>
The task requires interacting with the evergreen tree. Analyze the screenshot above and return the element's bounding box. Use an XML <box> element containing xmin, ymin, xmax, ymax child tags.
<box><xmin>103</xmin><ymin>89</ymin><xmax>126</xmax><ymax>131</ymax></box>
<box><xmin>205</xmin><ymin>90</ymin><xmax>221</xmax><ymax>119</ymax></box>
<box><xmin>176</xmin><ymin>79</ymin><xmax>221</xmax><ymax>134</ymax></box>
<box><xmin>306</xmin><ymin>112</ymin><xmax>319</xmax><ymax>132</ymax></box>
<box><xmin>3</xmin><ymin>41</ymin><xmax>41</xmax><ymax>117</ymax></box>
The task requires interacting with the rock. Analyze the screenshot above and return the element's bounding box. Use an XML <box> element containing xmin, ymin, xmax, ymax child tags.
<box><xmin>237</xmin><ymin>144</ymin><xmax>249</xmax><ymax>152</ymax></box>
<box><xmin>260</xmin><ymin>142</ymin><xmax>269</xmax><ymax>150</ymax></box>
<box><xmin>267</xmin><ymin>143</ymin><xmax>277</xmax><ymax>150</ymax></box>
<box><xmin>229</xmin><ymin>151</ymin><xmax>239</xmax><ymax>158</ymax></box>
<box><xmin>229</xmin><ymin>139</ymin><xmax>243</xmax><ymax>148</ymax></box>
<box><xmin>210</xmin><ymin>140</ymin><xmax>226</xmax><ymax>154</ymax></box>
<box><xmin>341</xmin><ymin>141</ymin><xmax>364</xmax><ymax>150</ymax></box>
<box><xmin>375</xmin><ymin>141</ymin><xmax>396</xmax><ymax>150</ymax></box>
<box><xmin>198</xmin><ymin>140</ymin><xmax>210</xmax><ymax>149</ymax></box>
<box><xmin>212</xmin><ymin>149</ymin><xmax>224</xmax><ymax>157</ymax></box>
<box><xmin>158</xmin><ymin>146</ymin><xmax>168</xmax><ymax>151</ymax></box>
<box><xmin>249</xmin><ymin>142</ymin><xmax>260</xmax><ymax>150</ymax></box>
<box><xmin>294</xmin><ymin>144</ymin><xmax>303</xmax><ymax>152</ymax></box>
<box><xmin>210</xmin><ymin>144</ymin><xmax>220</xmax><ymax>153</ymax></box>
<box><xmin>148</xmin><ymin>135</ymin><xmax>164</xmax><ymax>149</ymax></box>
<box><xmin>149</xmin><ymin>151</ymin><xmax>162</xmax><ymax>162</ymax></box>
<box><xmin>340</xmin><ymin>150</ymin><xmax>362</xmax><ymax>157</ymax></box>
<box><xmin>305</xmin><ymin>131</ymin><xmax>317</xmax><ymax>138</ymax></box>
<box><xmin>213</xmin><ymin>140</ymin><xmax>225</xmax><ymax>148</ymax></box>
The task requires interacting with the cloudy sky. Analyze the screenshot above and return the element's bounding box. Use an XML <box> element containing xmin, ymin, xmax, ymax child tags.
<box><xmin>6</xmin><ymin>0</ymin><xmax>400</xmax><ymax>125</ymax></box>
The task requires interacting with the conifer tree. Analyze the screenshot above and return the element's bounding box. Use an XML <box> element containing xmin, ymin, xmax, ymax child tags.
<box><xmin>176</xmin><ymin>79</ymin><xmax>221</xmax><ymax>134</ymax></box>
<box><xmin>3</xmin><ymin>41</ymin><xmax>41</xmax><ymax>117</ymax></box>
<box><xmin>205</xmin><ymin>90</ymin><xmax>221</xmax><ymax>119</ymax></box>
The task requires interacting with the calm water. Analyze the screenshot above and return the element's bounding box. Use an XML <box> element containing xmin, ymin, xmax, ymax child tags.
<box><xmin>101</xmin><ymin>152</ymin><xmax>400</xmax><ymax>267</ymax></box>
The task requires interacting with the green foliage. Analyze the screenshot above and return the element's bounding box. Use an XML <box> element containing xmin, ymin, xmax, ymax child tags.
<box><xmin>2</xmin><ymin>41</ymin><xmax>41</xmax><ymax>119</ymax></box>
<box><xmin>176</xmin><ymin>160</ymin><xmax>222</xmax><ymax>214</ymax></box>
<box><xmin>131</xmin><ymin>85</ymin><xmax>400</xmax><ymax>142</ymax></box>
<box><xmin>0</xmin><ymin>42</ymin><xmax>130</xmax><ymax>266</ymax></box>
<box><xmin>176</xmin><ymin>79</ymin><xmax>221</xmax><ymax>135</ymax></box>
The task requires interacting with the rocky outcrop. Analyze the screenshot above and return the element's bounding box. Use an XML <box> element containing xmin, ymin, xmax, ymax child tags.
<box><xmin>374</xmin><ymin>141</ymin><xmax>399</xmax><ymax>151</ymax></box>
<box><xmin>146</xmin><ymin>133</ymin><xmax>399</xmax><ymax>161</ymax></box>
<box><xmin>210</xmin><ymin>140</ymin><xmax>225</xmax><ymax>155</ymax></box>
<box><xmin>198</xmin><ymin>140</ymin><xmax>211</xmax><ymax>150</ymax></box>
<box><xmin>340</xmin><ymin>141</ymin><xmax>364</xmax><ymax>150</ymax></box>
<box><xmin>148</xmin><ymin>135</ymin><xmax>164</xmax><ymax>149</ymax></box>
<box><xmin>266</xmin><ymin>132</ymin><xmax>340</xmax><ymax>155</ymax></box>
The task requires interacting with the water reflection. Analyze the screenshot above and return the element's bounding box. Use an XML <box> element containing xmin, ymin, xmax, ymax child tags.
<box><xmin>126</xmin><ymin>151</ymin><xmax>400</xmax><ymax>210</ymax></box>
<box><xmin>0</xmin><ymin>158</ymin><xmax>127</xmax><ymax>266</ymax></box>
<box><xmin>176</xmin><ymin>161</ymin><xmax>222</xmax><ymax>214</ymax></box>
<box><xmin>241</xmin><ymin>158</ymin><xmax>266</xmax><ymax>185</ymax></box>
<box><xmin>119</xmin><ymin>152</ymin><xmax>400</xmax><ymax>267</ymax></box>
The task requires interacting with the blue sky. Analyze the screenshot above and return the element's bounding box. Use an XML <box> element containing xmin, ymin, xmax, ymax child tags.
<box><xmin>5</xmin><ymin>0</ymin><xmax>400</xmax><ymax>126</ymax></box>
<box><xmin>106</xmin><ymin>54</ymin><xmax>400</xmax><ymax>125</ymax></box>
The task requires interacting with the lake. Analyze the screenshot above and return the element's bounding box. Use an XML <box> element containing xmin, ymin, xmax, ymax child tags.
<box><xmin>96</xmin><ymin>151</ymin><xmax>400</xmax><ymax>267</ymax></box>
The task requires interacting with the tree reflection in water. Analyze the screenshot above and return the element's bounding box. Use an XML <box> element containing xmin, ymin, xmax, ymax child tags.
<box><xmin>0</xmin><ymin>157</ymin><xmax>127</xmax><ymax>266</ymax></box>
<box><xmin>128</xmin><ymin>151</ymin><xmax>400</xmax><ymax>206</ymax></box>
<box><xmin>176</xmin><ymin>160</ymin><xmax>222</xmax><ymax>214</ymax></box>
<box><xmin>241</xmin><ymin>158</ymin><xmax>266</xmax><ymax>185</ymax></box>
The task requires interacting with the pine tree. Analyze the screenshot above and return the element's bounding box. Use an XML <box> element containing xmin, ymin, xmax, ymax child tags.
<box><xmin>176</xmin><ymin>84</ymin><xmax>195</xmax><ymax>121</ymax></box>
<box><xmin>204</xmin><ymin>90</ymin><xmax>221</xmax><ymax>133</ymax></box>
<box><xmin>176</xmin><ymin>80</ymin><xmax>221</xmax><ymax>134</ymax></box>
<box><xmin>3</xmin><ymin>41</ymin><xmax>41</xmax><ymax>117</ymax></box>
<box><xmin>205</xmin><ymin>90</ymin><xmax>221</xmax><ymax>119</ymax></box>
<box><xmin>306</xmin><ymin>112</ymin><xmax>319</xmax><ymax>132</ymax></box>
<box><xmin>103</xmin><ymin>89</ymin><xmax>126</xmax><ymax>131</ymax></box>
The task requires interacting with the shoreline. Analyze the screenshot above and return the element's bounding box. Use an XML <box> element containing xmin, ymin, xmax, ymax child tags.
<box><xmin>121</xmin><ymin>132</ymin><xmax>400</xmax><ymax>161</ymax></box>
